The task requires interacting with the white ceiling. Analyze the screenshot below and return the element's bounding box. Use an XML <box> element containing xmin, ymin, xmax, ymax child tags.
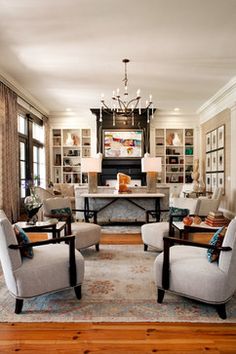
<box><xmin>0</xmin><ymin>0</ymin><xmax>236</xmax><ymax>114</ymax></box>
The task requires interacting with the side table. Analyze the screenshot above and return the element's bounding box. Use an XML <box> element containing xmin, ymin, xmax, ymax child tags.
<box><xmin>16</xmin><ymin>219</ymin><xmax>67</xmax><ymax>239</ymax></box>
<box><xmin>172</xmin><ymin>221</ymin><xmax>220</xmax><ymax>240</ymax></box>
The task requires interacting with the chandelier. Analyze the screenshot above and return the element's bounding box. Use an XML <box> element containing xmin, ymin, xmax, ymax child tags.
<box><xmin>99</xmin><ymin>58</ymin><xmax>154</xmax><ymax>126</ymax></box>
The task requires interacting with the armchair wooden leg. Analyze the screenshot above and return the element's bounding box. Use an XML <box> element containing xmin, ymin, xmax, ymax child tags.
<box><xmin>95</xmin><ymin>243</ymin><xmax>100</xmax><ymax>252</ymax></box>
<box><xmin>74</xmin><ymin>285</ymin><xmax>82</xmax><ymax>300</ymax></box>
<box><xmin>216</xmin><ymin>304</ymin><xmax>227</xmax><ymax>319</ymax></box>
<box><xmin>157</xmin><ymin>288</ymin><xmax>165</xmax><ymax>303</ymax></box>
<box><xmin>15</xmin><ymin>299</ymin><xmax>24</xmax><ymax>314</ymax></box>
<box><xmin>144</xmin><ymin>244</ymin><xmax>148</xmax><ymax>251</ymax></box>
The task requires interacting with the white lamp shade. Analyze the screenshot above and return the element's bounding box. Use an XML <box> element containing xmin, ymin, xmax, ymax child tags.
<box><xmin>81</xmin><ymin>157</ymin><xmax>102</xmax><ymax>173</ymax></box>
<box><xmin>141</xmin><ymin>157</ymin><xmax>162</xmax><ymax>172</ymax></box>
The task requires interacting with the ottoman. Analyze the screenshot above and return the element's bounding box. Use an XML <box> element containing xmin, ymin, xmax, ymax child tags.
<box><xmin>72</xmin><ymin>222</ymin><xmax>101</xmax><ymax>251</ymax></box>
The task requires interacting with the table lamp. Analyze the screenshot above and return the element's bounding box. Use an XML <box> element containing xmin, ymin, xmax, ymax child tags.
<box><xmin>81</xmin><ymin>157</ymin><xmax>102</xmax><ymax>193</ymax></box>
<box><xmin>141</xmin><ymin>154</ymin><xmax>162</xmax><ymax>193</ymax></box>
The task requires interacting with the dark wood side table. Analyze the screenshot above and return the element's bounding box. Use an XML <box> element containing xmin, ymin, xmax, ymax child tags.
<box><xmin>172</xmin><ymin>221</ymin><xmax>220</xmax><ymax>240</ymax></box>
<box><xmin>16</xmin><ymin>219</ymin><xmax>66</xmax><ymax>239</ymax></box>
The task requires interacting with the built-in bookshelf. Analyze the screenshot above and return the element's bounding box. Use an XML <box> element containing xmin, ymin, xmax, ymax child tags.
<box><xmin>155</xmin><ymin>128</ymin><xmax>194</xmax><ymax>184</ymax></box>
<box><xmin>51</xmin><ymin>128</ymin><xmax>91</xmax><ymax>184</ymax></box>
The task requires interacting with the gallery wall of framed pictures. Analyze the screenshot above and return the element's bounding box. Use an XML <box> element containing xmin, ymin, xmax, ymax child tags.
<box><xmin>205</xmin><ymin>125</ymin><xmax>224</xmax><ymax>193</ymax></box>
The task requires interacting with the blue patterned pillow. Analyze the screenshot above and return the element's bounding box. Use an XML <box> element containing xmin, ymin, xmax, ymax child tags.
<box><xmin>13</xmin><ymin>224</ymin><xmax>34</xmax><ymax>259</ymax></box>
<box><xmin>51</xmin><ymin>207</ymin><xmax>72</xmax><ymax>216</ymax></box>
<box><xmin>207</xmin><ymin>226</ymin><xmax>225</xmax><ymax>263</ymax></box>
<box><xmin>169</xmin><ymin>207</ymin><xmax>189</xmax><ymax>221</ymax></box>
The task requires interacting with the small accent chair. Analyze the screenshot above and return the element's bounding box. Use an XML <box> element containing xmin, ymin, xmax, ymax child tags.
<box><xmin>34</xmin><ymin>186</ymin><xmax>56</xmax><ymax>221</ymax></box>
<box><xmin>43</xmin><ymin>197</ymin><xmax>101</xmax><ymax>251</ymax></box>
<box><xmin>0</xmin><ymin>210</ymin><xmax>84</xmax><ymax>314</ymax></box>
<box><xmin>196</xmin><ymin>187</ymin><xmax>223</xmax><ymax>216</ymax></box>
<box><xmin>141</xmin><ymin>198</ymin><xmax>200</xmax><ymax>252</ymax></box>
<box><xmin>154</xmin><ymin>218</ymin><xmax>236</xmax><ymax>319</ymax></box>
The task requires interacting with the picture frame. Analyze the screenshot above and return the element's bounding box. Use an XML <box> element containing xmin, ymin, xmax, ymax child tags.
<box><xmin>206</xmin><ymin>173</ymin><xmax>212</xmax><ymax>192</ymax></box>
<box><xmin>211</xmin><ymin>151</ymin><xmax>217</xmax><ymax>172</ymax></box>
<box><xmin>217</xmin><ymin>172</ymin><xmax>224</xmax><ymax>191</ymax></box>
<box><xmin>169</xmin><ymin>156</ymin><xmax>179</xmax><ymax>164</ymax></box>
<box><xmin>103</xmin><ymin>130</ymin><xmax>143</xmax><ymax>158</ymax></box>
<box><xmin>211</xmin><ymin>173</ymin><xmax>217</xmax><ymax>190</ymax></box>
<box><xmin>217</xmin><ymin>148</ymin><xmax>224</xmax><ymax>171</ymax></box>
<box><xmin>211</xmin><ymin>129</ymin><xmax>217</xmax><ymax>150</ymax></box>
<box><xmin>206</xmin><ymin>153</ymin><xmax>211</xmax><ymax>172</ymax></box>
<box><xmin>206</xmin><ymin>132</ymin><xmax>211</xmax><ymax>152</ymax></box>
<box><xmin>217</xmin><ymin>125</ymin><xmax>224</xmax><ymax>149</ymax></box>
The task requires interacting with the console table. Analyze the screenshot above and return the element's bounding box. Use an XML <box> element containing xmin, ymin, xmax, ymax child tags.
<box><xmin>80</xmin><ymin>192</ymin><xmax>165</xmax><ymax>225</ymax></box>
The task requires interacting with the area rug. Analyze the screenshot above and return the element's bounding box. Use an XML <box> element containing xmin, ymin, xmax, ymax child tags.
<box><xmin>0</xmin><ymin>245</ymin><xmax>236</xmax><ymax>322</ymax></box>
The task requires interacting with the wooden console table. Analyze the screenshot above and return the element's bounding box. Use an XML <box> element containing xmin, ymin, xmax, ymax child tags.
<box><xmin>81</xmin><ymin>192</ymin><xmax>165</xmax><ymax>225</ymax></box>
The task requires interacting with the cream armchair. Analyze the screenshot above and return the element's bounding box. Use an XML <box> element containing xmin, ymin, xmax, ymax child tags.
<box><xmin>0</xmin><ymin>210</ymin><xmax>84</xmax><ymax>314</ymax></box>
<box><xmin>196</xmin><ymin>187</ymin><xmax>223</xmax><ymax>216</ymax></box>
<box><xmin>43</xmin><ymin>197</ymin><xmax>101</xmax><ymax>251</ymax></box>
<box><xmin>154</xmin><ymin>218</ymin><xmax>236</xmax><ymax>319</ymax></box>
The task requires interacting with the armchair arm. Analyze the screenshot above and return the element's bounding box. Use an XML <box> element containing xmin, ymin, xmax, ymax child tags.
<box><xmin>9</xmin><ymin>236</ymin><xmax>77</xmax><ymax>287</ymax></box>
<box><xmin>162</xmin><ymin>236</ymin><xmax>232</xmax><ymax>290</ymax></box>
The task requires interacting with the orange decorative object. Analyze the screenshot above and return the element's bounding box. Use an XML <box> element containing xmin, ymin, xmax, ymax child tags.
<box><xmin>193</xmin><ymin>215</ymin><xmax>202</xmax><ymax>225</ymax></box>
<box><xmin>116</xmin><ymin>173</ymin><xmax>131</xmax><ymax>193</ymax></box>
<box><xmin>183</xmin><ymin>216</ymin><xmax>193</xmax><ymax>226</ymax></box>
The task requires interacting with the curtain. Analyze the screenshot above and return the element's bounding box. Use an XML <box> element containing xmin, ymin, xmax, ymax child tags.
<box><xmin>44</xmin><ymin>116</ymin><xmax>50</xmax><ymax>187</ymax></box>
<box><xmin>0</xmin><ymin>82</ymin><xmax>20</xmax><ymax>222</ymax></box>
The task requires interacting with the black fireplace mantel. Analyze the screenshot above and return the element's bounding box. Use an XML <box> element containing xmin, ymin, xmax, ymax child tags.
<box><xmin>91</xmin><ymin>108</ymin><xmax>152</xmax><ymax>185</ymax></box>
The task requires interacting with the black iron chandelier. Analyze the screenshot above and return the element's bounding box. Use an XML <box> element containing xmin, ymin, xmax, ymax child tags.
<box><xmin>99</xmin><ymin>58</ymin><xmax>154</xmax><ymax>126</ymax></box>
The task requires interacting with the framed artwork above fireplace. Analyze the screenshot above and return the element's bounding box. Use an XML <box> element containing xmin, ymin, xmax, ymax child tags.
<box><xmin>103</xmin><ymin>129</ymin><xmax>143</xmax><ymax>158</ymax></box>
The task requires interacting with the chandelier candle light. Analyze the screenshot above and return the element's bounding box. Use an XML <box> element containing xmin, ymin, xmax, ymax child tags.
<box><xmin>100</xmin><ymin>59</ymin><xmax>154</xmax><ymax>126</ymax></box>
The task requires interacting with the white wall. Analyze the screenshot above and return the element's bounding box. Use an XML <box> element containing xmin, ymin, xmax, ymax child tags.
<box><xmin>198</xmin><ymin>78</ymin><xmax>236</xmax><ymax>217</ymax></box>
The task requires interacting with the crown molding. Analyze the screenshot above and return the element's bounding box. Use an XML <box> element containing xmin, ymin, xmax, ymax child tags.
<box><xmin>197</xmin><ymin>76</ymin><xmax>236</xmax><ymax>123</ymax></box>
<box><xmin>0</xmin><ymin>70</ymin><xmax>49</xmax><ymax>116</ymax></box>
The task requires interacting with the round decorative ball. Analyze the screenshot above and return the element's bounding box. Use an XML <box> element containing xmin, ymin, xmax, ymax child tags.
<box><xmin>183</xmin><ymin>216</ymin><xmax>193</xmax><ymax>226</ymax></box>
<box><xmin>193</xmin><ymin>215</ymin><xmax>202</xmax><ymax>225</ymax></box>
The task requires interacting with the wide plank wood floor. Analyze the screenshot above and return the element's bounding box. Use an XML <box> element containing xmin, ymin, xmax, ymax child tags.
<box><xmin>1</xmin><ymin>232</ymin><xmax>235</xmax><ymax>353</ymax></box>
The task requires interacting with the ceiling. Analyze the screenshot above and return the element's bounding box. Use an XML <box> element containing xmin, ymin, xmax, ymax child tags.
<box><xmin>0</xmin><ymin>0</ymin><xmax>236</xmax><ymax>115</ymax></box>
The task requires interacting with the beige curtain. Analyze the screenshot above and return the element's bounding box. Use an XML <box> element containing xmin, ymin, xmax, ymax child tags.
<box><xmin>0</xmin><ymin>82</ymin><xmax>20</xmax><ymax>222</ymax></box>
<box><xmin>44</xmin><ymin>116</ymin><xmax>50</xmax><ymax>187</ymax></box>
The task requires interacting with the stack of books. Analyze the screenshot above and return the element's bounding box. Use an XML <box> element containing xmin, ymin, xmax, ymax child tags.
<box><xmin>205</xmin><ymin>211</ymin><xmax>229</xmax><ymax>227</ymax></box>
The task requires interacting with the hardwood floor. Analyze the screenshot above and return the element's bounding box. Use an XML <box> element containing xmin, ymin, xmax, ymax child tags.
<box><xmin>1</xmin><ymin>232</ymin><xmax>236</xmax><ymax>353</ymax></box>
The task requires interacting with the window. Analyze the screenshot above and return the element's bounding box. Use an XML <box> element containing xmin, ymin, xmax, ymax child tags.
<box><xmin>18</xmin><ymin>113</ymin><xmax>46</xmax><ymax>201</ymax></box>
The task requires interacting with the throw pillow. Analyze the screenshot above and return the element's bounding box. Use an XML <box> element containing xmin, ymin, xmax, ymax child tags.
<box><xmin>169</xmin><ymin>207</ymin><xmax>189</xmax><ymax>221</ymax></box>
<box><xmin>207</xmin><ymin>226</ymin><xmax>225</xmax><ymax>263</ymax></box>
<box><xmin>13</xmin><ymin>224</ymin><xmax>34</xmax><ymax>259</ymax></box>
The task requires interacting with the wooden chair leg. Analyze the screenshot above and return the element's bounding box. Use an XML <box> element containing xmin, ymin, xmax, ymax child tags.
<box><xmin>15</xmin><ymin>299</ymin><xmax>24</xmax><ymax>314</ymax></box>
<box><xmin>144</xmin><ymin>244</ymin><xmax>148</xmax><ymax>251</ymax></box>
<box><xmin>157</xmin><ymin>288</ymin><xmax>165</xmax><ymax>303</ymax></box>
<box><xmin>74</xmin><ymin>285</ymin><xmax>82</xmax><ymax>300</ymax></box>
<box><xmin>95</xmin><ymin>243</ymin><xmax>100</xmax><ymax>252</ymax></box>
<box><xmin>216</xmin><ymin>304</ymin><xmax>227</xmax><ymax>319</ymax></box>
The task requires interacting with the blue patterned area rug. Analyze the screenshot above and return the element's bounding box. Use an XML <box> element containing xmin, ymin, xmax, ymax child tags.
<box><xmin>0</xmin><ymin>245</ymin><xmax>236</xmax><ymax>322</ymax></box>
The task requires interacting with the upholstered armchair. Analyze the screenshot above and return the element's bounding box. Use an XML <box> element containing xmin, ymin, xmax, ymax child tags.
<box><xmin>154</xmin><ymin>218</ymin><xmax>236</xmax><ymax>319</ymax></box>
<box><xmin>43</xmin><ymin>197</ymin><xmax>101</xmax><ymax>251</ymax></box>
<box><xmin>196</xmin><ymin>187</ymin><xmax>223</xmax><ymax>216</ymax></box>
<box><xmin>0</xmin><ymin>210</ymin><xmax>84</xmax><ymax>314</ymax></box>
<box><xmin>141</xmin><ymin>198</ymin><xmax>199</xmax><ymax>252</ymax></box>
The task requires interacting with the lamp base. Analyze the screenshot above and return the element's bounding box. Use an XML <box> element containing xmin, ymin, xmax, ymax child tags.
<box><xmin>146</xmin><ymin>172</ymin><xmax>157</xmax><ymax>193</ymax></box>
<box><xmin>88</xmin><ymin>172</ymin><xmax>98</xmax><ymax>193</ymax></box>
